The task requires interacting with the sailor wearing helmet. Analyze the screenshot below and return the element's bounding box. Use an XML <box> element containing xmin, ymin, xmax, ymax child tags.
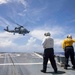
<box><xmin>41</xmin><ymin>32</ymin><xmax>58</xmax><ymax>73</ymax></box>
<box><xmin>62</xmin><ymin>34</ymin><xmax>75</xmax><ymax>69</ymax></box>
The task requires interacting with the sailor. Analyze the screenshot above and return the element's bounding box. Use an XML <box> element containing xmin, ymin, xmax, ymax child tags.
<box><xmin>41</xmin><ymin>32</ymin><xmax>58</xmax><ymax>73</ymax></box>
<box><xmin>62</xmin><ymin>35</ymin><xmax>75</xmax><ymax>69</ymax></box>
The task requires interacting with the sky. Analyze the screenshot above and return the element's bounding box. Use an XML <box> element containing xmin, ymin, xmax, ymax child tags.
<box><xmin>0</xmin><ymin>0</ymin><xmax>75</xmax><ymax>53</ymax></box>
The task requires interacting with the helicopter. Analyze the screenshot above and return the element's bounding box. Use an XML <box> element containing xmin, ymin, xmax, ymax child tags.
<box><xmin>4</xmin><ymin>25</ymin><xmax>30</xmax><ymax>35</ymax></box>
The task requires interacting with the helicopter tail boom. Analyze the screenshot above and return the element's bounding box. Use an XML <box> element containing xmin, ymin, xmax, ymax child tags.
<box><xmin>4</xmin><ymin>26</ymin><xmax>9</xmax><ymax>31</ymax></box>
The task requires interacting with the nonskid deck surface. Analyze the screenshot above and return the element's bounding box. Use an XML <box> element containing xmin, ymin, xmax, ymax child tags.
<box><xmin>0</xmin><ymin>52</ymin><xmax>75</xmax><ymax>75</ymax></box>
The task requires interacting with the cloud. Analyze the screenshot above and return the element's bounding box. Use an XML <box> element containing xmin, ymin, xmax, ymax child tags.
<box><xmin>0</xmin><ymin>31</ymin><xmax>43</xmax><ymax>52</ymax></box>
<box><xmin>10</xmin><ymin>0</ymin><xmax>28</xmax><ymax>17</ymax></box>
<box><xmin>26</xmin><ymin>37</ymin><xmax>36</xmax><ymax>45</ymax></box>
<box><xmin>0</xmin><ymin>31</ymin><xmax>21</xmax><ymax>47</ymax></box>
<box><xmin>0</xmin><ymin>31</ymin><xmax>42</xmax><ymax>52</ymax></box>
<box><xmin>30</xmin><ymin>26</ymin><xmax>64</xmax><ymax>40</ymax></box>
<box><xmin>29</xmin><ymin>26</ymin><xmax>66</xmax><ymax>52</ymax></box>
<box><xmin>0</xmin><ymin>40</ymin><xmax>13</xmax><ymax>47</ymax></box>
<box><xmin>54</xmin><ymin>39</ymin><xmax>63</xmax><ymax>46</ymax></box>
<box><xmin>0</xmin><ymin>31</ymin><xmax>20</xmax><ymax>38</ymax></box>
<box><xmin>0</xmin><ymin>0</ymin><xmax>10</xmax><ymax>4</ymax></box>
<box><xmin>30</xmin><ymin>30</ymin><xmax>46</xmax><ymax>40</ymax></box>
<box><xmin>0</xmin><ymin>0</ymin><xmax>27</xmax><ymax>5</ymax></box>
<box><xmin>0</xmin><ymin>0</ymin><xmax>28</xmax><ymax>17</ymax></box>
<box><xmin>18</xmin><ymin>0</ymin><xmax>27</xmax><ymax>8</ymax></box>
<box><xmin>0</xmin><ymin>17</ymin><xmax>69</xmax><ymax>52</ymax></box>
<box><xmin>0</xmin><ymin>25</ymin><xmax>67</xmax><ymax>52</ymax></box>
<box><xmin>24</xmin><ymin>37</ymin><xmax>43</xmax><ymax>52</ymax></box>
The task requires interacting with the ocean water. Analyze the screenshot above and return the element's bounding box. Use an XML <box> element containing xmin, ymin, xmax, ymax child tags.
<box><xmin>55</xmin><ymin>52</ymin><xmax>75</xmax><ymax>56</ymax></box>
<box><xmin>55</xmin><ymin>52</ymin><xmax>64</xmax><ymax>55</ymax></box>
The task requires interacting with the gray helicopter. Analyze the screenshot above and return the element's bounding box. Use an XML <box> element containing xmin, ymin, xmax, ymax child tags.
<box><xmin>4</xmin><ymin>25</ymin><xmax>30</xmax><ymax>35</ymax></box>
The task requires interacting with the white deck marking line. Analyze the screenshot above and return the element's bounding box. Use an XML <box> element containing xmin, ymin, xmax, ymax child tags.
<box><xmin>0</xmin><ymin>63</ymin><xmax>42</xmax><ymax>65</ymax></box>
<box><xmin>34</xmin><ymin>53</ymin><xmax>43</xmax><ymax>58</ymax></box>
<box><xmin>34</xmin><ymin>53</ymin><xmax>50</xmax><ymax>63</ymax></box>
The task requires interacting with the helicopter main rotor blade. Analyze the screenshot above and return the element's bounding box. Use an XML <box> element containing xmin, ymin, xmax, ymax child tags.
<box><xmin>6</xmin><ymin>17</ymin><xmax>23</xmax><ymax>27</ymax></box>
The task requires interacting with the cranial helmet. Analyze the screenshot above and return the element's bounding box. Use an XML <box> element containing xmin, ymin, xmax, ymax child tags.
<box><xmin>67</xmin><ymin>35</ymin><xmax>72</xmax><ymax>38</ymax></box>
<box><xmin>44</xmin><ymin>32</ymin><xmax>51</xmax><ymax>36</ymax></box>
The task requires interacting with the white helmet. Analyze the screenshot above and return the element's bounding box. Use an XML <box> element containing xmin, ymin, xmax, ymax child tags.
<box><xmin>67</xmin><ymin>35</ymin><xmax>72</xmax><ymax>38</ymax></box>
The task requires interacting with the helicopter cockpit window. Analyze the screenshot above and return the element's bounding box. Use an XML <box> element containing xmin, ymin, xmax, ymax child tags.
<box><xmin>20</xmin><ymin>27</ymin><xmax>24</xmax><ymax>30</ymax></box>
<box><xmin>15</xmin><ymin>28</ymin><xmax>19</xmax><ymax>31</ymax></box>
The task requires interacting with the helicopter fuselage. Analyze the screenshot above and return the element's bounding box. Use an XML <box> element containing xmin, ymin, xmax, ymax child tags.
<box><xmin>4</xmin><ymin>26</ymin><xmax>30</xmax><ymax>35</ymax></box>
